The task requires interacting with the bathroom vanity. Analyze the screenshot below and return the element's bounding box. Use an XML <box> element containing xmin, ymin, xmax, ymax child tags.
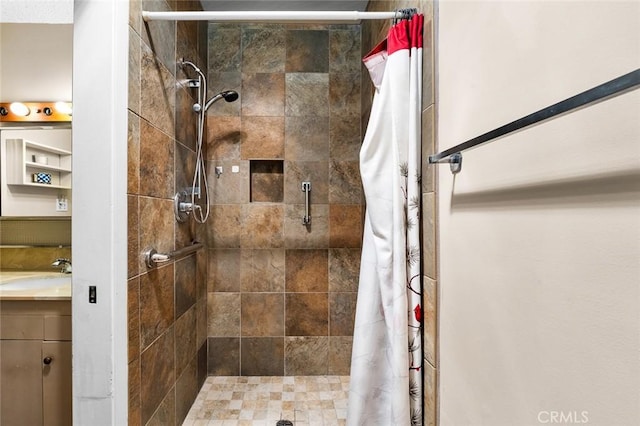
<box><xmin>0</xmin><ymin>272</ymin><xmax>72</xmax><ymax>426</ymax></box>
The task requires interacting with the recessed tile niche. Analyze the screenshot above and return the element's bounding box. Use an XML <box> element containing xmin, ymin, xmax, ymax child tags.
<box><xmin>250</xmin><ymin>160</ymin><xmax>284</xmax><ymax>203</ymax></box>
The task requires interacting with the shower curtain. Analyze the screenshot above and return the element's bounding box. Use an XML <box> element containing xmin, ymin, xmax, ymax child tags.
<box><xmin>347</xmin><ymin>13</ymin><xmax>424</xmax><ymax>426</ymax></box>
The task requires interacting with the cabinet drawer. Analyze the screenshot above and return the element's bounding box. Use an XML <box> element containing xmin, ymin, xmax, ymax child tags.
<box><xmin>44</xmin><ymin>315</ymin><xmax>71</xmax><ymax>341</ymax></box>
<box><xmin>0</xmin><ymin>315</ymin><xmax>44</xmax><ymax>339</ymax></box>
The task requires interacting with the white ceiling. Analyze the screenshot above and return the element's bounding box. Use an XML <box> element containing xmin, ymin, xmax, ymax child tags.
<box><xmin>199</xmin><ymin>0</ymin><xmax>369</xmax><ymax>12</ymax></box>
<box><xmin>0</xmin><ymin>0</ymin><xmax>73</xmax><ymax>23</ymax></box>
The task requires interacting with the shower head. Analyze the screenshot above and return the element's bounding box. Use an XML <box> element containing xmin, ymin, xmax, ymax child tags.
<box><xmin>222</xmin><ymin>91</ymin><xmax>239</xmax><ymax>102</ymax></box>
<box><xmin>203</xmin><ymin>91</ymin><xmax>239</xmax><ymax>112</ymax></box>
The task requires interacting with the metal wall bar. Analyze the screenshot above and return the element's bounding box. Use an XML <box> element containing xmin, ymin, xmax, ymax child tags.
<box><xmin>144</xmin><ymin>242</ymin><xmax>203</xmax><ymax>268</ymax></box>
<box><xmin>302</xmin><ymin>181</ymin><xmax>311</xmax><ymax>225</ymax></box>
<box><xmin>429</xmin><ymin>69</ymin><xmax>640</xmax><ymax>168</ymax></box>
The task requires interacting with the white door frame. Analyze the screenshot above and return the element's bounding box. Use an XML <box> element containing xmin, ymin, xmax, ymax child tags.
<box><xmin>72</xmin><ymin>0</ymin><xmax>129</xmax><ymax>423</ymax></box>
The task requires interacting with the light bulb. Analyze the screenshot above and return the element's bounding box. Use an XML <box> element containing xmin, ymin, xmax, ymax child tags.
<box><xmin>9</xmin><ymin>102</ymin><xmax>30</xmax><ymax>116</ymax></box>
<box><xmin>55</xmin><ymin>101</ymin><xmax>72</xmax><ymax>115</ymax></box>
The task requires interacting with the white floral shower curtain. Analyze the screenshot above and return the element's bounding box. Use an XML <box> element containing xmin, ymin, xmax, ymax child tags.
<box><xmin>347</xmin><ymin>13</ymin><xmax>424</xmax><ymax>426</ymax></box>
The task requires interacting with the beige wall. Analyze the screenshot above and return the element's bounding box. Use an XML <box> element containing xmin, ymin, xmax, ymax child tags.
<box><xmin>437</xmin><ymin>1</ymin><xmax>640</xmax><ymax>425</ymax></box>
<box><xmin>0</xmin><ymin>24</ymin><xmax>72</xmax><ymax>101</ymax></box>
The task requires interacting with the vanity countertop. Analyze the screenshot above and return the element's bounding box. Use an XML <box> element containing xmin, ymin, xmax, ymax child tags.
<box><xmin>0</xmin><ymin>271</ymin><xmax>71</xmax><ymax>301</ymax></box>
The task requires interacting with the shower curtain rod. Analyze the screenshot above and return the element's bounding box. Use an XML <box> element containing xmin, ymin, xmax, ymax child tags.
<box><xmin>142</xmin><ymin>10</ymin><xmax>398</xmax><ymax>22</ymax></box>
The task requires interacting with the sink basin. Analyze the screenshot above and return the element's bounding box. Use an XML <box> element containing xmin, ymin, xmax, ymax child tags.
<box><xmin>1</xmin><ymin>276</ymin><xmax>71</xmax><ymax>291</ymax></box>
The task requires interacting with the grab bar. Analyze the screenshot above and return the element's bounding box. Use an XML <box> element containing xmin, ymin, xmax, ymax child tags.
<box><xmin>302</xmin><ymin>181</ymin><xmax>311</xmax><ymax>225</ymax></box>
<box><xmin>429</xmin><ymin>68</ymin><xmax>640</xmax><ymax>173</ymax></box>
<box><xmin>144</xmin><ymin>242</ymin><xmax>203</xmax><ymax>268</ymax></box>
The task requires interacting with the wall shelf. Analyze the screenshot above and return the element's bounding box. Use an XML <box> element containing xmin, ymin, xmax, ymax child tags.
<box><xmin>5</xmin><ymin>139</ymin><xmax>72</xmax><ymax>189</ymax></box>
<box><xmin>24</xmin><ymin>162</ymin><xmax>72</xmax><ymax>173</ymax></box>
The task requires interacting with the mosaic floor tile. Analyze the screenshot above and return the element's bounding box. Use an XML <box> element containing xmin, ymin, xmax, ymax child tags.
<box><xmin>183</xmin><ymin>376</ymin><xmax>349</xmax><ymax>426</ymax></box>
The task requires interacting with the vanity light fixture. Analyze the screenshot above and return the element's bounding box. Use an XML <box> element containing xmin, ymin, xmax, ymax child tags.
<box><xmin>0</xmin><ymin>101</ymin><xmax>72</xmax><ymax>122</ymax></box>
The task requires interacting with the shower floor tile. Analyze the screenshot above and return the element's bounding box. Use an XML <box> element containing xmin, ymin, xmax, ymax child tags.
<box><xmin>182</xmin><ymin>376</ymin><xmax>350</xmax><ymax>426</ymax></box>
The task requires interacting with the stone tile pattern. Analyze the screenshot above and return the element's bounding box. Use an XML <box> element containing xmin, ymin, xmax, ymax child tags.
<box><xmin>0</xmin><ymin>246</ymin><xmax>72</xmax><ymax>270</ymax></box>
<box><xmin>127</xmin><ymin>1</ymin><xmax>209</xmax><ymax>425</ymax></box>
<box><xmin>362</xmin><ymin>1</ymin><xmax>437</xmax><ymax>425</ymax></box>
<box><xmin>183</xmin><ymin>375</ymin><xmax>349</xmax><ymax>425</ymax></box>
<box><xmin>206</xmin><ymin>23</ymin><xmax>363</xmax><ymax>378</ymax></box>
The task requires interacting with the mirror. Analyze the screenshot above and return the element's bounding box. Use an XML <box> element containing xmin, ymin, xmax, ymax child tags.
<box><xmin>0</xmin><ymin>23</ymin><xmax>73</xmax><ymax>218</ymax></box>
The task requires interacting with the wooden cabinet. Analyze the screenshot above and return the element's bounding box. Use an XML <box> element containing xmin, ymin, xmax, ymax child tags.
<box><xmin>0</xmin><ymin>301</ymin><xmax>72</xmax><ymax>426</ymax></box>
<box><xmin>1</xmin><ymin>340</ymin><xmax>44</xmax><ymax>425</ymax></box>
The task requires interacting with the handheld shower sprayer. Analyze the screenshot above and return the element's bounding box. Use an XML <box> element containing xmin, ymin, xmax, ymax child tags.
<box><xmin>175</xmin><ymin>58</ymin><xmax>240</xmax><ymax>224</ymax></box>
<box><xmin>192</xmin><ymin>91</ymin><xmax>238</xmax><ymax>113</ymax></box>
<box><xmin>203</xmin><ymin>90</ymin><xmax>239</xmax><ymax>112</ymax></box>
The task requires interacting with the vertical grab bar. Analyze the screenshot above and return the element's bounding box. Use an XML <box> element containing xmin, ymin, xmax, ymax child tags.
<box><xmin>302</xmin><ymin>181</ymin><xmax>311</xmax><ymax>225</ymax></box>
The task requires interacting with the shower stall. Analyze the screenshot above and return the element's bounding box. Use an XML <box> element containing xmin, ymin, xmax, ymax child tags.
<box><xmin>126</xmin><ymin>1</ymin><xmax>434</xmax><ymax>425</ymax></box>
<box><xmin>202</xmin><ymin>22</ymin><xmax>363</xmax><ymax>380</ymax></box>
<box><xmin>150</xmin><ymin>21</ymin><xmax>364</xmax><ymax>425</ymax></box>
<box><xmin>167</xmin><ymin>20</ymin><xmax>364</xmax><ymax>379</ymax></box>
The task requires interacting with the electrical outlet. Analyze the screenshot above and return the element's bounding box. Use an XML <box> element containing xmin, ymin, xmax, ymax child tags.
<box><xmin>56</xmin><ymin>197</ymin><xmax>68</xmax><ymax>212</ymax></box>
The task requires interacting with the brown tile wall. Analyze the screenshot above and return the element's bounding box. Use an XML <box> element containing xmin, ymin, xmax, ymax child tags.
<box><xmin>205</xmin><ymin>23</ymin><xmax>363</xmax><ymax>377</ymax></box>
<box><xmin>0</xmin><ymin>219</ymin><xmax>72</xmax><ymax>272</ymax></box>
<box><xmin>362</xmin><ymin>1</ymin><xmax>437</xmax><ymax>425</ymax></box>
<box><xmin>128</xmin><ymin>1</ymin><xmax>209</xmax><ymax>425</ymax></box>
<box><xmin>0</xmin><ymin>246</ymin><xmax>72</xmax><ymax>270</ymax></box>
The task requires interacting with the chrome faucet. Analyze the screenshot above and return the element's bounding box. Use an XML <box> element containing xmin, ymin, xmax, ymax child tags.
<box><xmin>52</xmin><ymin>258</ymin><xmax>72</xmax><ymax>274</ymax></box>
